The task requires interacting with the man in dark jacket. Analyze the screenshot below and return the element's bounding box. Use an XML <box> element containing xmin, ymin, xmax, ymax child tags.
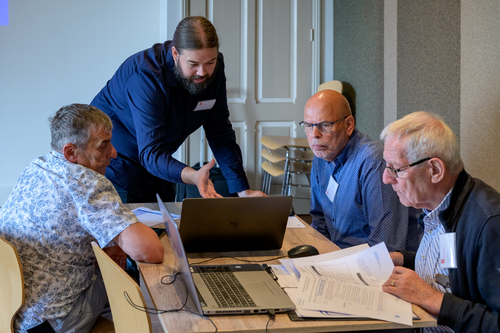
<box><xmin>380</xmin><ymin>111</ymin><xmax>500</xmax><ymax>332</ymax></box>
<box><xmin>91</xmin><ymin>16</ymin><xmax>263</xmax><ymax>202</ymax></box>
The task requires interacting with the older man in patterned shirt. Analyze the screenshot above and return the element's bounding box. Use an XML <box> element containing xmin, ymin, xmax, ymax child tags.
<box><xmin>0</xmin><ymin>104</ymin><xmax>164</xmax><ymax>333</ymax></box>
<box><xmin>302</xmin><ymin>89</ymin><xmax>421</xmax><ymax>252</ymax></box>
<box><xmin>381</xmin><ymin>111</ymin><xmax>500</xmax><ymax>332</ymax></box>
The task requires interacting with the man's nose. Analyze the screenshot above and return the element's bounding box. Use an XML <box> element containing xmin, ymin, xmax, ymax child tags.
<box><xmin>382</xmin><ymin>168</ymin><xmax>395</xmax><ymax>185</ymax></box>
<box><xmin>197</xmin><ymin>65</ymin><xmax>208</xmax><ymax>77</ymax></box>
<box><xmin>110</xmin><ymin>144</ymin><xmax>117</xmax><ymax>159</ymax></box>
<box><xmin>312</xmin><ymin>125</ymin><xmax>322</xmax><ymax>138</ymax></box>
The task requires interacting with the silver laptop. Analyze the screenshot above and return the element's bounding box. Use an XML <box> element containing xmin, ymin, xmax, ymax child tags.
<box><xmin>179</xmin><ymin>196</ymin><xmax>293</xmax><ymax>253</ymax></box>
<box><xmin>157</xmin><ymin>194</ymin><xmax>296</xmax><ymax>315</ymax></box>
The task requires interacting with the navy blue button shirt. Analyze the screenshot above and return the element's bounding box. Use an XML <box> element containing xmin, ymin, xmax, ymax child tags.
<box><xmin>91</xmin><ymin>41</ymin><xmax>249</xmax><ymax>197</ymax></box>
<box><xmin>310</xmin><ymin>129</ymin><xmax>422</xmax><ymax>252</ymax></box>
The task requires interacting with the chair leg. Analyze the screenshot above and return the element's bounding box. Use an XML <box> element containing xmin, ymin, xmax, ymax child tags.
<box><xmin>261</xmin><ymin>171</ymin><xmax>267</xmax><ymax>193</ymax></box>
<box><xmin>281</xmin><ymin>173</ymin><xmax>287</xmax><ymax>196</ymax></box>
<box><xmin>267</xmin><ymin>174</ymin><xmax>272</xmax><ymax>195</ymax></box>
<box><xmin>282</xmin><ymin>171</ymin><xmax>292</xmax><ymax>196</ymax></box>
<box><xmin>282</xmin><ymin>154</ymin><xmax>291</xmax><ymax>196</ymax></box>
<box><xmin>262</xmin><ymin>172</ymin><xmax>271</xmax><ymax>195</ymax></box>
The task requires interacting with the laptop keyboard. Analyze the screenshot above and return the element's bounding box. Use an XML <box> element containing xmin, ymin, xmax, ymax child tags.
<box><xmin>196</xmin><ymin>266</ymin><xmax>257</xmax><ymax>308</ymax></box>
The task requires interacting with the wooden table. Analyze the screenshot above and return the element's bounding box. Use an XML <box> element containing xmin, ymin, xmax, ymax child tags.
<box><xmin>127</xmin><ymin>202</ymin><xmax>436</xmax><ymax>333</ymax></box>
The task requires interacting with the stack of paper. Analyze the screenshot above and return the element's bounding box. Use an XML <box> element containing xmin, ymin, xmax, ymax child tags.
<box><xmin>276</xmin><ymin>243</ymin><xmax>413</xmax><ymax>326</ymax></box>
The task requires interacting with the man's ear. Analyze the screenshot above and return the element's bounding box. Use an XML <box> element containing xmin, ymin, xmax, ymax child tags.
<box><xmin>345</xmin><ymin>115</ymin><xmax>355</xmax><ymax>136</ymax></box>
<box><xmin>62</xmin><ymin>143</ymin><xmax>78</xmax><ymax>163</ymax></box>
<box><xmin>429</xmin><ymin>158</ymin><xmax>446</xmax><ymax>184</ymax></box>
<box><xmin>172</xmin><ymin>46</ymin><xmax>179</xmax><ymax>64</ymax></box>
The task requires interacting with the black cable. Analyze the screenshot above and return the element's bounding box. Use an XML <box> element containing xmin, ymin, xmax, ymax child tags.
<box><xmin>189</xmin><ymin>254</ymin><xmax>288</xmax><ymax>266</ymax></box>
<box><xmin>123</xmin><ymin>272</ymin><xmax>218</xmax><ymax>332</ymax></box>
<box><xmin>265</xmin><ymin>309</ymin><xmax>276</xmax><ymax>332</ymax></box>
<box><xmin>123</xmin><ymin>273</ymin><xmax>187</xmax><ymax>314</ymax></box>
<box><xmin>124</xmin><ymin>271</ymin><xmax>284</xmax><ymax>333</ymax></box>
<box><xmin>160</xmin><ymin>271</ymin><xmax>182</xmax><ymax>286</ymax></box>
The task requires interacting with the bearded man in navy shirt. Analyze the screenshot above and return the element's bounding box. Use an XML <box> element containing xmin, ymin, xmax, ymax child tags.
<box><xmin>91</xmin><ymin>16</ymin><xmax>264</xmax><ymax>202</ymax></box>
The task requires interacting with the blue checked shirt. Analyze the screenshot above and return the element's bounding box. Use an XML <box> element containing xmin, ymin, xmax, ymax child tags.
<box><xmin>0</xmin><ymin>151</ymin><xmax>138</xmax><ymax>331</ymax></box>
<box><xmin>310</xmin><ymin>129</ymin><xmax>422</xmax><ymax>252</ymax></box>
<box><xmin>416</xmin><ymin>190</ymin><xmax>454</xmax><ymax>333</ymax></box>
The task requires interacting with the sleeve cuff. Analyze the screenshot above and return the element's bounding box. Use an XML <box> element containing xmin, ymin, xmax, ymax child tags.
<box><xmin>226</xmin><ymin>177</ymin><xmax>250</xmax><ymax>193</ymax></box>
<box><xmin>437</xmin><ymin>292</ymin><xmax>461</xmax><ymax>329</ymax></box>
<box><xmin>399</xmin><ymin>250</ymin><xmax>416</xmax><ymax>270</ymax></box>
<box><xmin>168</xmin><ymin>159</ymin><xmax>188</xmax><ymax>184</ymax></box>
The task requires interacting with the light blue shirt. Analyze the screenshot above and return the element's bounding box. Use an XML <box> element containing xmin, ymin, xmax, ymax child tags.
<box><xmin>416</xmin><ymin>190</ymin><xmax>454</xmax><ymax>333</ymax></box>
<box><xmin>0</xmin><ymin>151</ymin><xmax>138</xmax><ymax>331</ymax></box>
<box><xmin>310</xmin><ymin>129</ymin><xmax>422</xmax><ymax>252</ymax></box>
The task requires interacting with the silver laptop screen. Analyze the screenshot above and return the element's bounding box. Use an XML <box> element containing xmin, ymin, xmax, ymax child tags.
<box><xmin>156</xmin><ymin>194</ymin><xmax>203</xmax><ymax>314</ymax></box>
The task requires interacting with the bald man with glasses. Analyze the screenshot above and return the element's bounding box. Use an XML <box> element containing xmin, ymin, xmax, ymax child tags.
<box><xmin>301</xmin><ymin>90</ymin><xmax>422</xmax><ymax>252</ymax></box>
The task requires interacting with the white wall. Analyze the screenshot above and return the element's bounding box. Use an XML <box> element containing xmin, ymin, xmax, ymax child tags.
<box><xmin>0</xmin><ymin>0</ymin><xmax>182</xmax><ymax>205</ymax></box>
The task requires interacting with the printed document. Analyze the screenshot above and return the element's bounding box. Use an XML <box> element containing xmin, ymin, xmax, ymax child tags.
<box><xmin>291</xmin><ymin>242</ymin><xmax>413</xmax><ymax>326</ymax></box>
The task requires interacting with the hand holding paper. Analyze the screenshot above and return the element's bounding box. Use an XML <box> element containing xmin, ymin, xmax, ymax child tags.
<box><xmin>382</xmin><ymin>266</ymin><xmax>444</xmax><ymax>317</ymax></box>
<box><xmin>287</xmin><ymin>242</ymin><xmax>414</xmax><ymax>326</ymax></box>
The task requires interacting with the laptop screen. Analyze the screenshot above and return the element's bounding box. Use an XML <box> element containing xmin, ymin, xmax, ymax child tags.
<box><xmin>156</xmin><ymin>194</ymin><xmax>203</xmax><ymax>314</ymax></box>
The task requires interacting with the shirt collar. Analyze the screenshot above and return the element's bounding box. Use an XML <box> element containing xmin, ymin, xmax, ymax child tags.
<box><xmin>164</xmin><ymin>41</ymin><xmax>178</xmax><ymax>87</ymax></box>
<box><xmin>422</xmin><ymin>188</ymin><xmax>453</xmax><ymax>227</ymax></box>
<box><xmin>332</xmin><ymin>128</ymin><xmax>359</xmax><ymax>169</ymax></box>
<box><xmin>50</xmin><ymin>150</ymin><xmax>65</xmax><ymax>160</ymax></box>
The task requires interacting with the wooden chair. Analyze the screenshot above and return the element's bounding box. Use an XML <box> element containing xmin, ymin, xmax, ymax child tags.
<box><xmin>0</xmin><ymin>236</ymin><xmax>114</xmax><ymax>333</ymax></box>
<box><xmin>91</xmin><ymin>242</ymin><xmax>152</xmax><ymax>333</ymax></box>
<box><xmin>317</xmin><ymin>80</ymin><xmax>343</xmax><ymax>93</ymax></box>
<box><xmin>0</xmin><ymin>237</ymin><xmax>24</xmax><ymax>333</ymax></box>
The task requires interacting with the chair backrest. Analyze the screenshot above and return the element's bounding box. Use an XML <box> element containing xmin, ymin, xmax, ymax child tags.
<box><xmin>91</xmin><ymin>242</ymin><xmax>152</xmax><ymax>333</ymax></box>
<box><xmin>0</xmin><ymin>237</ymin><xmax>24</xmax><ymax>333</ymax></box>
<box><xmin>317</xmin><ymin>80</ymin><xmax>343</xmax><ymax>93</ymax></box>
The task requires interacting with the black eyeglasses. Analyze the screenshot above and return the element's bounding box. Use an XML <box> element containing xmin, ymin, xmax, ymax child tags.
<box><xmin>385</xmin><ymin>157</ymin><xmax>432</xmax><ymax>178</ymax></box>
<box><xmin>299</xmin><ymin>116</ymin><xmax>348</xmax><ymax>133</ymax></box>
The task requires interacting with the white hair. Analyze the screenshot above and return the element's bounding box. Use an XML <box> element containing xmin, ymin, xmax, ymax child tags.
<box><xmin>380</xmin><ymin>111</ymin><xmax>463</xmax><ymax>175</ymax></box>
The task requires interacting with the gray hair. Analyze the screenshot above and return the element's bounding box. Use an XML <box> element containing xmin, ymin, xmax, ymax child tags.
<box><xmin>380</xmin><ymin>111</ymin><xmax>463</xmax><ymax>175</ymax></box>
<box><xmin>49</xmin><ymin>104</ymin><xmax>112</xmax><ymax>152</ymax></box>
<box><xmin>172</xmin><ymin>16</ymin><xmax>219</xmax><ymax>53</ymax></box>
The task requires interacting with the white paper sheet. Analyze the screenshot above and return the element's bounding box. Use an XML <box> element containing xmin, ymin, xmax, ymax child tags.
<box><xmin>132</xmin><ymin>207</ymin><xmax>180</xmax><ymax>227</ymax></box>
<box><xmin>286</xmin><ymin>216</ymin><xmax>306</xmax><ymax>228</ymax></box>
<box><xmin>293</xmin><ymin>242</ymin><xmax>412</xmax><ymax>326</ymax></box>
<box><xmin>280</xmin><ymin>243</ymin><xmax>370</xmax><ymax>287</ymax></box>
<box><xmin>285</xmin><ymin>287</ymin><xmax>362</xmax><ymax>318</ymax></box>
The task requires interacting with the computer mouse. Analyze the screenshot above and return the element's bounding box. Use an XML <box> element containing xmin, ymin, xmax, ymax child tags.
<box><xmin>287</xmin><ymin>244</ymin><xmax>319</xmax><ymax>258</ymax></box>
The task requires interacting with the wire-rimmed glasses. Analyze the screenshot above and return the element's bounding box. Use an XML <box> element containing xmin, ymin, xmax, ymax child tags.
<box><xmin>385</xmin><ymin>157</ymin><xmax>432</xmax><ymax>178</ymax></box>
<box><xmin>299</xmin><ymin>116</ymin><xmax>348</xmax><ymax>133</ymax></box>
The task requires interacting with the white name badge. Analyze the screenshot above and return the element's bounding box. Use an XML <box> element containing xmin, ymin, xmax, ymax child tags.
<box><xmin>439</xmin><ymin>232</ymin><xmax>457</xmax><ymax>269</ymax></box>
<box><xmin>326</xmin><ymin>175</ymin><xmax>339</xmax><ymax>203</ymax></box>
<box><xmin>193</xmin><ymin>99</ymin><xmax>216</xmax><ymax>111</ymax></box>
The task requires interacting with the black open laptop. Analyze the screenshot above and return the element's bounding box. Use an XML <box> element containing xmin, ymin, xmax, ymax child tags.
<box><xmin>178</xmin><ymin>196</ymin><xmax>293</xmax><ymax>252</ymax></box>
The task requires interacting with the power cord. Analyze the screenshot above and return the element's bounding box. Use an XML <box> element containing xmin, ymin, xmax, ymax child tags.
<box><xmin>123</xmin><ymin>272</ymin><xmax>218</xmax><ymax>332</ymax></box>
<box><xmin>265</xmin><ymin>309</ymin><xmax>276</xmax><ymax>332</ymax></box>
<box><xmin>125</xmin><ymin>263</ymin><xmax>286</xmax><ymax>332</ymax></box>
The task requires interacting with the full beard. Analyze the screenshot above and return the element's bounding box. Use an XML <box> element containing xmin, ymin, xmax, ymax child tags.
<box><xmin>173</xmin><ymin>62</ymin><xmax>217</xmax><ymax>95</ymax></box>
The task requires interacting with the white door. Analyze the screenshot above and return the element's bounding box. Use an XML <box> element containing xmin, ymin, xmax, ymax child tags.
<box><xmin>184</xmin><ymin>0</ymin><xmax>317</xmax><ymax>212</ymax></box>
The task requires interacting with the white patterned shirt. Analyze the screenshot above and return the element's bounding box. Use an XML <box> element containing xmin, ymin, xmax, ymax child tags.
<box><xmin>0</xmin><ymin>151</ymin><xmax>139</xmax><ymax>331</ymax></box>
<box><xmin>416</xmin><ymin>190</ymin><xmax>454</xmax><ymax>333</ymax></box>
